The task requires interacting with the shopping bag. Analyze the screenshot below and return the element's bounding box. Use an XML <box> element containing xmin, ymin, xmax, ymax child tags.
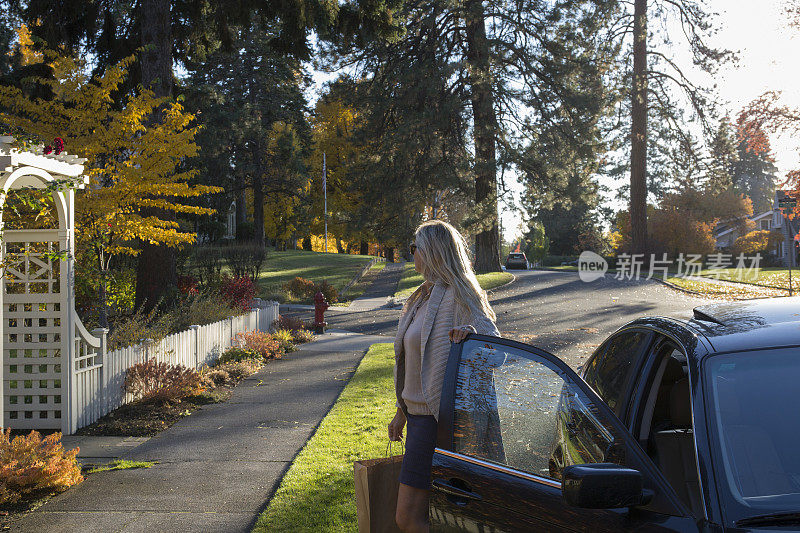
<box><xmin>354</xmin><ymin>443</ymin><xmax>404</xmax><ymax>533</ymax></box>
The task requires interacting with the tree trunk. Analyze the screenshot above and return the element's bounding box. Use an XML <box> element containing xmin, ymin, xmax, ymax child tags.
<box><xmin>360</xmin><ymin>240</ymin><xmax>369</xmax><ymax>256</ymax></box>
<box><xmin>630</xmin><ymin>0</ymin><xmax>648</xmax><ymax>256</ymax></box>
<box><xmin>253</xmin><ymin>172</ymin><xmax>265</xmax><ymax>247</ymax></box>
<box><xmin>465</xmin><ymin>0</ymin><xmax>502</xmax><ymax>272</ymax></box>
<box><xmin>135</xmin><ymin>0</ymin><xmax>174</xmax><ymax>312</ymax></box>
<box><xmin>236</xmin><ymin>186</ymin><xmax>247</xmax><ymax>227</ymax></box>
<box><xmin>386</xmin><ymin>247</ymin><xmax>395</xmax><ymax>263</ymax></box>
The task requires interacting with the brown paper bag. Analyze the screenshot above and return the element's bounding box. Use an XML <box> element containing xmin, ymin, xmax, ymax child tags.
<box><xmin>354</xmin><ymin>454</ymin><xmax>404</xmax><ymax>533</ymax></box>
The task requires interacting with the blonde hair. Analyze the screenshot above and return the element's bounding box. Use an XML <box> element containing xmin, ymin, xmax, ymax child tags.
<box><xmin>405</xmin><ymin>220</ymin><xmax>496</xmax><ymax>322</ymax></box>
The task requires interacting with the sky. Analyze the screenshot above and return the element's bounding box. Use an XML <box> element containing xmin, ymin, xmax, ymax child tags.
<box><xmin>308</xmin><ymin>0</ymin><xmax>800</xmax><ymax>242</ymax></box>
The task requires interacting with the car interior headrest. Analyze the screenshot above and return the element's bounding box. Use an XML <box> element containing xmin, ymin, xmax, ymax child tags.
<box><xmin>669</xmin><ymin>378</ymin><xmax>692</xmax><ymax>428</ymax></box>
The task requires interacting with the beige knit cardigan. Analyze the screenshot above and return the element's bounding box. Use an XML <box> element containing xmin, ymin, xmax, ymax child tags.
<box><xmin>394</xmin><ymin>282</ymin><xmax>500</xmax><ymax>421</ymax></box>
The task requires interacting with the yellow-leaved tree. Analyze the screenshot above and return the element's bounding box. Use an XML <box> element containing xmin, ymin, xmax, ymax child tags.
<box><xmin>0</xmin><ymin>53</ymin><xmax>222</xmax><ymax>326</ymax></box>
<box><xmin>309</xmin><ymin>94</ymin><xmax>365</xmax><ymax>251</ymax></box>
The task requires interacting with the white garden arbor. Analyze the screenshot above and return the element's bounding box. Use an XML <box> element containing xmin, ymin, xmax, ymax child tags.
<box><xmin>0</xmin><ymin>136</ymin><xmax>106</xmax><ymax>434</ymax></box>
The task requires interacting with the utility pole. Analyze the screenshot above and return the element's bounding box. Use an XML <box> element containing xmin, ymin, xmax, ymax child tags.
<box><xmin>323</xmin><ymin>152</ymin><xmax>328</xmax><ymax>253</ymax></box>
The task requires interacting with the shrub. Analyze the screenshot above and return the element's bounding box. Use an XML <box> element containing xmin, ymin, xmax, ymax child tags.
<box><xmin>291</xmin><ymin>328</ymin><xmax>315</xmax><ymax>344</ymax></box>
<box><xmin>218</xmin><ymin>345</ymin><xmax>259</xmax><ymax>365</ymax></box>
<box><xmin>285</xmin><ymin>276</ymin><xmax>315</xmax><ymax>300</ymax></box>
<box><xmin>235</xmin><ymin>330</ymin><xmax>283</xmax><ymax>360</ymax></box>
<box><xmin>177</xmin><ymin>275</ymin><xmax>199</xmax><ymax>296</ymax></box>
<box><xmin>0</xmin><ymin>429</ymin><xmax>83</xmax><ymax>506</ymax></box>
<box><xmin>204</xmin><ymin>369</ymin><xmax>231</xmax><ymax>387</ymax></box>
<box><xmin>223</xmin><ymin>244</ymin><xmax>267</xmax><ymax>281</ymax></box>
<box><xmin>273</xmin><ymin>314</ymin><xmax>310</xmax><ymax>333</ymax></box>
<box><xmin>172</xmin><ymin>293</ymin><xmax>237</xmax><ymax>331</ymax></box>
<box><xmin>263</xmin><ymin>291</ymin><xmax>286</xmax><ymax>303</ymax></box>
<box><xmin>273</xmin><ymin>329</ymin><xmax>296</xmax><ymax>353</ymax></box>
<box><xmin>107</xmin><ymin>307</ymin><xmax>174</xmax><ymax>351</ymax></box>
<box><xmin>314</xmin><ymin>279</ymin><xmax>338</xmax><ymax>304</ymax></box>
<box><xmin>217</xmin><ymin>359</ymin><xmax>261</xmax><ymax>381</ymax></box>
<box><xmin>123</xmin><ymin>359</ymin><xmax>202</xmax><ymax>403</ymax></box>
<box><xmin>188</xmin><ymin>245</ymin><xmax>225</xmax><ymax>287</ymax></box>
<box><xmin>219</xmin><ymin>276</ymin><xmax>257</xmax><ymax>311</ymax></box>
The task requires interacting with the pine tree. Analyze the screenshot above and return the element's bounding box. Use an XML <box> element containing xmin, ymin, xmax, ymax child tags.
<box><xmin>733</xmin><ymin>114</ymin><xmax>778</xmax><ymax>214</ymax></box>
<box><xmin>330</xmin><ymin>0</ymin><xmax>618</xmax><ymax>270</ymax></box>
<box><xmin>604</xmin><ymin>0</ymin><xmax>734</xmax><ymax>256</ymax></box>
<box><xmin>185</xmin><ymin>19</ymin><xmax>311</xmax><ymax>247</ymax></box>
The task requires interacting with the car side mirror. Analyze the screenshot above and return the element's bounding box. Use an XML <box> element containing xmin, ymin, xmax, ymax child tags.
<box><xmin>562</xmin><ymin>463</ymin><xmax>653</xmax><ymax>509</ymax></box>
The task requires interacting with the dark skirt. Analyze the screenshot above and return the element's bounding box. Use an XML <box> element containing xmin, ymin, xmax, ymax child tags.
<box><xmin>399</xmin><ymin>413</ymin><xmax>438</xmax><ymax>489</ymax></box>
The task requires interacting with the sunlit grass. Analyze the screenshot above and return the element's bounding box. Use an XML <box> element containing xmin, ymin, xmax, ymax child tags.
<box><xmin>394</xmin><ymin>264</ymin><xmax>514</xmax><ymax>299</ymax></box>
<box><xmin>87</xmin><ymin>460</ymin><xmax>156</xmax><ymax>474</ymax></box>
<box><xmin>257</xmin><ymin>250</ymin><xmax>375</xmax><ymax>299</ymax></box>
<box><xmin>666</xmin><ymin>276</ymin><xmax>787</xmax><ymax>299</ymax></box>
<box><xmin>253</xmin><ymin>343</ymin><xmax>396</xmax><ymax>532</ymax></box>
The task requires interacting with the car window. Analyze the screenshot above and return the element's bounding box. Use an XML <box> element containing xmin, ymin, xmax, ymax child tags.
<box><xmin>582</xmin><ymin>331</ymin><xmax>649</xmax><ymax>415</ymax></box>
<box><xmin>451</xmin><ymin>339</ymin><xmax>628</xmax><ymax>480</ymax></box>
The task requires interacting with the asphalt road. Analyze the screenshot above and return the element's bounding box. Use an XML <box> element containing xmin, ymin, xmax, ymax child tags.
<box><xmin>293</xmin><ymin>269</ymin><xmax>713</xmax><ymax>369</ymax></box>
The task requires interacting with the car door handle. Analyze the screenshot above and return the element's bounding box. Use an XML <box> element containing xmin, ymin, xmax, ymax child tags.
<box><xmin>432</xmin><ymin>479</ymin><xmax>483</xmax><ymax>501</ymax></box>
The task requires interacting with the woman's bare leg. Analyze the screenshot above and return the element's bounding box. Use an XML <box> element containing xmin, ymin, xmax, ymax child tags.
<box><xmin>395</xmin><ymin>482</ymin><xmax>430</xmax><ymax>533</ymax></box>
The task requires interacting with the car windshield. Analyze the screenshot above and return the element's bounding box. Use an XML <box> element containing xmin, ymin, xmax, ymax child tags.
<box><xmin>705</xmin><ymin>348</ymin><xmax>800</xmax><ymax>524</ymax></box>
<box><xmin>508</xmin><ymin>254</ymin><xmax>523</xmax><ymax>259</ymax></box>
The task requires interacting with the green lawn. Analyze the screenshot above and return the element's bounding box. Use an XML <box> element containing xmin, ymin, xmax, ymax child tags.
<box><xmin>692</xmin><ymin>267</ymin><xmax>799</xmax><ymax>290</ymax></box>
<box><xmin>254</xmin><ymin>343</ymin><xmax>396</xmax><ymax>532</ymax></box>
<box><xmin>666</xmin><ymin>276</ymin><xmax>788</xmax><ymax>299</ymax></box>
<box><xmin>394</xmin><ymin>263</ymin><xmax>514</xmax><ymax>299</ymax></box>
<box><xmin>258</xmin><ymin>250</ymin><xmax>375</xmax><ymax>300</ymax></box>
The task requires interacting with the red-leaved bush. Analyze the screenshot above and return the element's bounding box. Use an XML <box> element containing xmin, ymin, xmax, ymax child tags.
<box><xmin>177</xmin><ymin>275</ymin><xmax>199</xmax><ymax>296</ymax></box>
<box><xmin>123</xmin><ymin>359</ymin><xmax>202</xmax><ymax>402</ymax></box>
<box><xmin>219</xmin><ymin>276</ymin><xmax>257</xmax><ymax>310</ymax></box>
<box><xmin>235</xmin><ymin>331</ymin><xmax>283</xmax><ymax>360</ymax></box>
<box><xmin>0</xmin><ymin>429</ymin><xmax>83</xmax><ymax>506</ymax></box>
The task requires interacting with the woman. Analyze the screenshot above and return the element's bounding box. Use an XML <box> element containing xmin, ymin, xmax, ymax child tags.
<box><xmin>388</xmin><ymin>220</ymin><xmax>500</xmax><ymax>533</ymax></box>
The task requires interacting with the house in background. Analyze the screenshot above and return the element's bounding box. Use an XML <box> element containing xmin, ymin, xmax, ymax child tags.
<box><xmin>713</xmin><ymin>190</ymin><xmax>799</xmax><ymax>267</ymax></box>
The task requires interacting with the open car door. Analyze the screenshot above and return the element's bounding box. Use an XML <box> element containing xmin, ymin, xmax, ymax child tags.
<box><xmin>429</xmin><ymin>335</ymin><xmax>699</xmax><ymax>532</ymax></box>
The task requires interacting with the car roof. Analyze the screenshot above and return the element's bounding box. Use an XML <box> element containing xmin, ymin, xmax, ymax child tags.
<box><xmin>634</xmin><ymin>297</ymin><xmax>800</xmax><ymax>355</ymax></box>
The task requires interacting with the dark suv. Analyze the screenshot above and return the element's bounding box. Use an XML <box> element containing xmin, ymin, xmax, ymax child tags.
<box><xmin>505</xmin><ymin>252</ymin><xmax>528</xmax><ymax>269</ymax></box>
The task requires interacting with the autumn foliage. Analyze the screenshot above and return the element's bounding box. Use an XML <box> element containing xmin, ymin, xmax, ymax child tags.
<box><xmin>614</xmin><ymin>188</ymin><xmax>753</xmax><ymax>256</ymax></box>
<box><xmin>733</xmin><ymin>230</ymin><xmax>784</xmax><ymax>256</ymax></box>
<box><xmin>123</xmin><ymin>359</ymin><xmax>202</xmax><ymax>403</ymax></box>
<box><xmin>0</xmin><ymin>429</ymin><xmax>83</xmax><ymax>506</ymax></box>
<box><xmin>219</xmin><ymin>276</ymin><xmax>258</xmax><ymax>311</ymax></box>
<box><xmin>234</xmin><ymin>331</ymin><xmax>284</xmax><ymax>361</ymax></box>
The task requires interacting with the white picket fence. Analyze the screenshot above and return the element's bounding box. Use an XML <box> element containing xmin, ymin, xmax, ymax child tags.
<box><xmin>69</xmin><ymin>299</ymin><xmax>279</xmax><ymax>433</ymax></box>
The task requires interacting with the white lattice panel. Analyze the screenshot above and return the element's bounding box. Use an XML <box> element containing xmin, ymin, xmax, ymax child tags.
<box><xmin>3</xmin><ymin>231</ymin><xmax>65</xmax><ymax>429</ymax></box>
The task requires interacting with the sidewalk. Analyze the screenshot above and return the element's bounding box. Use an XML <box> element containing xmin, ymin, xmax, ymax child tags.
<box><xmin>347</xmin><ymin>262</ymin><xmax>405</xmax><ymax>311</ymax></box>
<box><xmin>11</xmin><ymin>330</ymin><xmax>388</xmax><ymax>533</ymax></box>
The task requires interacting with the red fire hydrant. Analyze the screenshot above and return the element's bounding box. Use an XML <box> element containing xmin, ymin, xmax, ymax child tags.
<box><xmin>314</xmin><ymin>291</ymin><xmax>329</xmax><ymax>334</ymax></box>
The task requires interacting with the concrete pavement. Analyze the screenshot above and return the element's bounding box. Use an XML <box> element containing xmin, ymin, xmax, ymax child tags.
<box><xmin>11</xmin><ymin>330</ymin><xmax>388</xmax><ymax>533</ymax></box>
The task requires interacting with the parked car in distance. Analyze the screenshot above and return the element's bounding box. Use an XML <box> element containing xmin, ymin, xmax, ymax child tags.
<box><xmin>560</xmin><ymin>259</ymin><xmax>579</xmax><ymax>266</ymax></box>
<box><xmin>431</xmin><ymin>297</ymin><xmax>800</xmax><ymax>531</ymax></box>
<box><xmin>505</xmin><ymin>252</ymin><xmax>528</xmax><ymax>270</ymax></box>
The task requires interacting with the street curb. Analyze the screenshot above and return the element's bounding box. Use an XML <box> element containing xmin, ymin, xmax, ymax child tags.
<box><xmin>486</xmin><ymin>272</ymin><xmax>517</xmax><ymax>294</ymax></box>
<box><xmin>651</xmin><ymin>277</ymin><xmax>707</xmax><ymax>297</ymax></box>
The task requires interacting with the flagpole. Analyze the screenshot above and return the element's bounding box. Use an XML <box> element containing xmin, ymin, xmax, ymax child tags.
<box><xmin>323</xmin><ymin>152</ymin><xmax>328</xmax><ymax>253</ymax></box>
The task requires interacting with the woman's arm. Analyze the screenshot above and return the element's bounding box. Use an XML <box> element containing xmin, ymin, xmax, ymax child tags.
<box><xmin>450</xmin><ymin>310</ymin><xmax>500</xmax><ymax>342</ymax></box>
